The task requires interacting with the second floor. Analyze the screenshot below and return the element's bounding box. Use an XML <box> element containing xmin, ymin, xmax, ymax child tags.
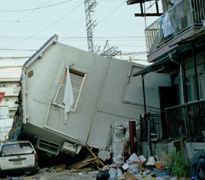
<box><xmin>145</xmin><ymin>0</ymin><xmax>205</xmax><ymax>62</ymax></box>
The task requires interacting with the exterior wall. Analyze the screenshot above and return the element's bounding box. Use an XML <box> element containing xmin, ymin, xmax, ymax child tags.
<box><xmin>175</xmin><ymin>51</ymin><xmax>205</xmax><ymax>104</ymax></box>
<box><xmin>14</xmin><ymin>36</ymin><xmax>171</xmax><ymax>154</ymax></box>
<box><xmin>0</xmin><ymin>106</ymin><xmax>12</xmax><ymax>140</ymax></box>
<box><xmin>0</xmin><ymin>81</ymin><xmax>21</xmax><ymax>117</ymax></box>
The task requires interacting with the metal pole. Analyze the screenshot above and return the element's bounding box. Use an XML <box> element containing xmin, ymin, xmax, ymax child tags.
<box><xmin>129</xmin><ymin>121</ymin><xmax>137</xmax><ymax>154</ymax></box>
<box><xmin>192</xmin><ymin>43</ymin><xmax>200</xmax><ymax>100</ymax></box>
<box><xmin>142</xmin><ymin>74</ymin><xmax>146</xmax><ymax>114</ymax></box>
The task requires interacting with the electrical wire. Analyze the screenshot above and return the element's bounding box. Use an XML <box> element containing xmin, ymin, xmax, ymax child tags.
<box><xmin>0</xmin><ymin>36</ymin><xmax>145</xmax><ymax>39</ymax></box>
<box><xmin>0</xmin><ymin>0</ymin><xmax>147</xmax><ymax>60</ymax></box>
<box><xmin>0</xmin><ymin>48</ymin><xmax>35</xmax><ymax>51</ymax></box>
<box><xmin>0</xmin><ymin>0</ymin><xmax>74</xmax><ymax>12</ymax></box>
<box><xmin>0</xmin><ymin>2</ymin><xmax>84</xmax><ymax>48</ymax></box>
<box><xmin>0</xmin><ymin>0</ymin><xmax>53</xmax><ymax>33</ymax></box>
<box><xmin>62</xmin><ymin>0</ymin><xmax>127</xmax><ymax>41</ymax></box>
<box><xmin>96</xmin><ymin>1</ymin><xmax>126</xmax><ymax>26</ymax></box>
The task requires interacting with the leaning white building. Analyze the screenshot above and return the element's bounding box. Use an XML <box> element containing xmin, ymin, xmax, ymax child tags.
<box><xmin>8</xmin><ymin>35</ymin><xmax>171</xmax><ymax>158</ymax></box>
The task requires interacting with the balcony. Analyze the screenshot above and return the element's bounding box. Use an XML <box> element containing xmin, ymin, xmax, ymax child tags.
<box><xmin>165</xmin><ymin>100</ymin><xmax>205</xmax><ymax>141</ymax></box>
<box><xmin>145</xmin><ymin>0</ymin><xmax>205</xmax><ymax>54</ymax></box>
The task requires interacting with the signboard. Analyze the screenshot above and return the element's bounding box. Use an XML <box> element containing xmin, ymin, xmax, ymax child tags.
<box><xmin>0</xmin><ymin>92</ymin><xmax>5</xmax><ymax>104</ymax></box>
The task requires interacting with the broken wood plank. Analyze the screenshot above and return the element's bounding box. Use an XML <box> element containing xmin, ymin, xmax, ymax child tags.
<box><xmin>72</xmin><ymin>156</ymin><xmax>100</xmax><ymax>169</ymax></box>
<box><xmin>86</xmin><ymin>145</ymin><xmax>105</xmax><ymax>167</ymax></box>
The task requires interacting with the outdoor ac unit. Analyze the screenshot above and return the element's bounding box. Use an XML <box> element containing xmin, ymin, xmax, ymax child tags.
<box><xmin>61</xmin><ymin>141</ymin><xmax>82</xmax><ymax>155</ymax></box>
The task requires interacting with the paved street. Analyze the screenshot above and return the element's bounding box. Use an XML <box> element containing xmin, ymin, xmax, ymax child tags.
<box><xmin>0</xmin><ymin>168</ymin><xmax>98</xmax><ymax>180</ymax></box>
<box><xmin>35</xmin><ymin>169</ymin><xmax>97</xmax><ymax>180</ymax></box>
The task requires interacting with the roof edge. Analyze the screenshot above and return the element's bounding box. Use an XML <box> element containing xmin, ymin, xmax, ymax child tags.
<box><xmin>23</xmin><ymin>34</ymin><xmax>58</xmax><ymax>67</ymax></box>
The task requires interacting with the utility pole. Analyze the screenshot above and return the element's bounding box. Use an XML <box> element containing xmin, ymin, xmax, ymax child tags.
<box><xmin>84</xmin><ymin>0</ymin><xmax>97</xmax><ymax>53</ymax></box>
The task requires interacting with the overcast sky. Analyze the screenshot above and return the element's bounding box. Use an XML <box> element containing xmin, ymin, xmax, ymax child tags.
<box><xmin>0</xmin><ymin>0</ymin><xmax>161</xmax><ymax>65</ymax></box>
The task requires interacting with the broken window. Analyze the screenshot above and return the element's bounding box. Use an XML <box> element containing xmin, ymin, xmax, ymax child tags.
<box><xmin>54</xmin><ymin>68</ymin><xmax>85</xmax><ymax>111</ymax></box>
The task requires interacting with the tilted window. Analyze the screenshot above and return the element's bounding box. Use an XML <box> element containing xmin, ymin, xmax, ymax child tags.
<box><xmin>54</xmin><ymin>68</ymin><xmax>86</xmax><ymax>111</ymax></box>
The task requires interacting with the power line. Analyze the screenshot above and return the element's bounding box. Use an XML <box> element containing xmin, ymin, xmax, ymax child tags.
<box><xmin>0</xmin><ymin>36</ymin><xmax>145</xmax><ymax>39</ymax></box>
<box><xmin>63</xmin><ymin>0</ymin><xmax>128</xmax><ymax>46</ymax></box>
<box><xmin>0</xmin><ymin>0</ymin><xmax>74</xmax><ymax>12</ymax></box>
<box><xmin>0</xmin><ymin>0</ymin><xmax>148</xmax><ymax>61</ymax></box>
<box><xmin>0</xmin><ymin>2</ymin><xmax>84</xmax><ymax>49</ymax></box>
<box><xmin>0</xmin><ymin>0</ymin><xmax>53</xmax><ymax>33</ymax></box>
<box><xmin>96</xmin><ymin>1</ymin><xmax>125</xmax><ymax>26</ymax></box>
<box><xmin>0</xmin><ymin>0</ymin><xmax>124</xmax><ymax>12</ymax></box>
<box><xmin>0</xmin><ymin>48</ymin><xmax>35</xmax><ymax>51</ymax></box>
<box><xmin>0</xmin><ymin>57</ymin><xmax>29</xmax><ymax>59</ymax></box>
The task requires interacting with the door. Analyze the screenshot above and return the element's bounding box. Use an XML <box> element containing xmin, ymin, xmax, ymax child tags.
<box><xmin>159</xmin><ymin>86</ymin><xmax>178</xmax><ymax>139</ymax></box>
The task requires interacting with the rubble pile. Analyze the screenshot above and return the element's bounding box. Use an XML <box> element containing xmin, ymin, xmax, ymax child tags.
<box><xmin>1</xmin><ymin>120</ymin><xmax>174</xmax><ymax>180</ymax></box>
<box><xmin>93</xmin><ymin>121</ymin><xmax>171</xmax><ymax>180</ymax></box>
<box><xmin>96</xmin><ymin>152</ymin><xmax>171</xmax><ymax>180</ymax></box>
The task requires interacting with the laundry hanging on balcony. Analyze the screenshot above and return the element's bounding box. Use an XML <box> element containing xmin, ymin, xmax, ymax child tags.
<box><xmin>170</xmin><ymin>0</ymin><xmax>182</xmax><ymax>6</ymax></box>
<box><xmin>163</xmin><ymin>12</ymin><xmax>177</xmax><ymax>37</ymax></box>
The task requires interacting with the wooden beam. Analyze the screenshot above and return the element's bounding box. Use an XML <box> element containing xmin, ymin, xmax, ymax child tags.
<box><xmin>86</xmin><ymin>145</ymin><xmax>105</xmax><ymax>167</ymax></box>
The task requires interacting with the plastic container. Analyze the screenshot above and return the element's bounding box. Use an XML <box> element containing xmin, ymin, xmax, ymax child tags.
<box><xmin>127</xmin><ymin>164</ymin><xmax>140</xmax><ymax>175</ymax></box>
<box><xmin>153</xmin><ymin>167</ymin><xmax>170</xmax><ymax>176</ymax></box>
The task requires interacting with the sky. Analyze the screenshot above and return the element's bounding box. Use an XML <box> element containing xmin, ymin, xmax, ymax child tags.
<box><xmin>0</xmin><ymin>0</ymin><xmax>161</xmax><ymax>66</ymax></box>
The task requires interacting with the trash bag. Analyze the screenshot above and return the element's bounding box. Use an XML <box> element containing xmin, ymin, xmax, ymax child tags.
<box><xmin>96</xmin><ymin>170</ymin><xmax>110</xmax><ymax>180</ymax></box>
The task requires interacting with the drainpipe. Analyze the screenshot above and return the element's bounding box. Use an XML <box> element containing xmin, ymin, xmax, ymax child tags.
<box><xmin>169</xmin><ymin>53</ymin><xmax>185</xmax><ymax>104</ymax></box>
<box><xmin>192</xmin><ymin>43</ymin><xmax>200</xmax><ymax>100</ymax></box>
<box><xmin>142</xmin><ymin>74</ymin><xmax>147</xmax><ymax>114</ymax></box>
<box><xmin>181</xmin><ymin>57</ymin><xmax>187</xmax><ymax>103</ymax></box>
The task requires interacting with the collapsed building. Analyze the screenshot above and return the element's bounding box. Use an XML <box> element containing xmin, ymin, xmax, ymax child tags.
<box><xmin>8</xmin><ymin>34</ymin><xmax>170</xmax><ymax>165</ymax></box>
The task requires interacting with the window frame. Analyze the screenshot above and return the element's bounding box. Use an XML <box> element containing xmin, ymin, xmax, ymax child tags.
<box><xmin>186</xmin><ymin>70</ymin><xmax>205</xmax><ymax>102</ymax></box>
<box><xmin>53</xmin><ymin>67</ymin><xmax>86</xmax><ymax>112</ymax></box>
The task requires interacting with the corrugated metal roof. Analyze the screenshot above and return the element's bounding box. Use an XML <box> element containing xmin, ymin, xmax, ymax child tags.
<box><xmin>132</xmin><ymin>55</ymin><xmax>170</xmax><ymax>76</ymax></box>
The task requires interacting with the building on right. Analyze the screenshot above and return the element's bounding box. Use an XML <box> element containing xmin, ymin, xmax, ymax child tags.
<box><xmin>128</xmin><ymin>0</ymin><xmax>205</xmax><ymax>159</ymax></box>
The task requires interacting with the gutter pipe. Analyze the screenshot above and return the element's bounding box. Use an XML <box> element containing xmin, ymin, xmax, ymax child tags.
<box><xmin>169</xmin><ymin>53</ymin><xmax>185</xmax><ymax>104</ymax></box>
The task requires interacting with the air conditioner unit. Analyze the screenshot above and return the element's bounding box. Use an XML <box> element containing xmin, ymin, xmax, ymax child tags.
<box><xmin>61</xmin><ymin>141</ymin><xmax>82</xmax><ymax>155</ymax></box>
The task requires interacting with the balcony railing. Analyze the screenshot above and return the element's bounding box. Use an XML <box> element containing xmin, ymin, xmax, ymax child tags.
<box><xmin>165</xmin><ymin>100</ymin><xmax>205</xmax><ymax>141</ymax></box>
<box><xmin>145</xmin><ymin>0</ymin><xmax>205</xmax><ymax>53</ymax></box>
<box><xmin>140</xmin><ymin>113</ymin><xmax>162</xmax><ymax>142</ymax></box>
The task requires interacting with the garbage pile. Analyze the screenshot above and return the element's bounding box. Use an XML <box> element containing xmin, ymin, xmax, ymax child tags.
<box><xmin>94</xmin><ymin>121</ymin><xmax>171</xmax><ymax>180</ymax></box>
<box><xmin>96</xmin><ymin>153</ymin><xmax>170</xmax><ymax>180</ymax></box>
